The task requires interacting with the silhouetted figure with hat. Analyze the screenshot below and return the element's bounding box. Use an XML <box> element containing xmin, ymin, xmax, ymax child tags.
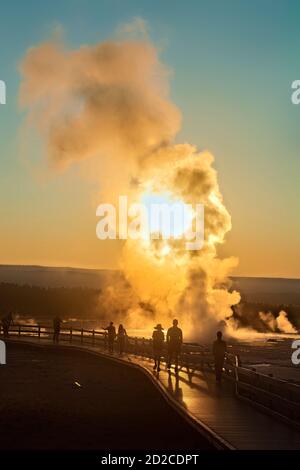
<box><xmin>118</xmin><ymin>324</ymin><xmax>127</xmax><ymax>355</ymax></box>
<box><xmin>213</xmin><ymin>331</ymin><xmax>227</xmax><ymax>383</ymax></box>
<box><xmin>152</xmin><ymin>324</ymin><xmax>164</xmax><ymax>372</ymax></box>
<box><xmin>104</xmin><ymin>322</ymin><xmax>116</xmax><ymax>353</ymax></box>
<box><xmin>1</xmin><ymin>312</ymin><xmax>13</xmax><ymax>338</ymax></box>
<box><xmin>167</xmin><ymin>319</ymin><xmax>183</xmax><ymax>374</ymax></box>
<box><xmin>53</xmin><ymin>316</ymin><xmax>62</xmax><ymax>343</ymax></box>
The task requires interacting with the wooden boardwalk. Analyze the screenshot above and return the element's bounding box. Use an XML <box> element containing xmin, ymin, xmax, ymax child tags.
<box><xmin>5</xmin><ymin>336</ymin><xmax>300</xmax><ymax>450</ymax></box>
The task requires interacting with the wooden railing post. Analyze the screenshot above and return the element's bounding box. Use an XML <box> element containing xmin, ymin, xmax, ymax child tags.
<box><xmin>92</xmin><ymin>329</ymin><xmax>95</xmax><ymax>346</ymax></box>
<box><xmin>18</xmin><ymin>325</ymin><xmax>21</xmax><ymax>337</ymax></box>
<box><xmin>38</xmin><ymin>325</ymin><xmax>41</xmax><ymax>339</ymax></box>
<box><xmin>81</xmin><ymin>328</ymin><xmax>84</xmax><ymax>344</ymax></box>
<box><xmin>70</xmin><ymin>327</ymin><xmax>73</xmax><ymax>343</ymax></box>
<box><xmin>134</xmin><ymin>337</ymin><xmax>138</xmax><ymax>355</ymax></box>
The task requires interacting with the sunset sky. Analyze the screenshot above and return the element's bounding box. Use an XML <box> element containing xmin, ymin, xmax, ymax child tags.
<box><xmin>0</xmin><ymin>0</ymin><xmax>299</xmax><ymax>278</ymax></box>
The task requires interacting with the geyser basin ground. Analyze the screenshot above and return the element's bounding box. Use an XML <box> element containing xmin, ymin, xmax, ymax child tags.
<box><xmin>0</xmin><ymin>342</ymin><xmax>212</xmax><ymax>450</ymax></box>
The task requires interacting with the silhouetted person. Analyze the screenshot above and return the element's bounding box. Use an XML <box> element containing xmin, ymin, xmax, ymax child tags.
<box><xmin>213</xmin><ymin>331</ymin><xmax>227</xmax><ymax>383</ymax></box>
<box><xmin>104</xmin><ymin>322</ymin><xmax>116</xmax><ymax>353</ymax></box>
<box><xmin>53</xmin><ymin>316</ymin><xmax>62</xmax><ymax>343</ymax></box>
<box><xmin>152</xmin><ymin>324</ymin><xmax>164</xmax><ymax>372</ymax></box>
<box><xmin>118</xmin><ymin>324</ymin><xmax>127</xmax><ymax>355</ymax></box>
<box><xmin>1</xmin><ymin>312</ymin><xmax>13</xmax><ymax>338</ymax></box>
<box><xmin>167</xmin><ymin>319</ymin><xmax>183</xmax><ymax>373</ymax></box>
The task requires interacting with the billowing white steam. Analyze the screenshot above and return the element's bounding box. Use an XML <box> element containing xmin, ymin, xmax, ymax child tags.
<box><xmin>19</xmin><ymin>23</ymin><xmax>241</xmax><ymax>340</ymax></box>
<box><xmin>259</xmin><ymin>310</ymin><xmax>297</xmax><ymax>334</ymax></box>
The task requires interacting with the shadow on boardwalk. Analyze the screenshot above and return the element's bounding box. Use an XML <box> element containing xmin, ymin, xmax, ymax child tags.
<box><xmin>0</xmin><ymin>342</ymin><xmax>212</xmax><ymax>450</ymax></box>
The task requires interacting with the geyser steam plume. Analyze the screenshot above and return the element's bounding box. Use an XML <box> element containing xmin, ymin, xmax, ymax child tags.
<box><xmin>19</xmin><ymin>23</ymin><xmax>240</xmax><ymax>340</ymax></box>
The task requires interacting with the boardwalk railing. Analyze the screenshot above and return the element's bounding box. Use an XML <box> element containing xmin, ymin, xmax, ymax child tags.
<box><xmin>224</xmin><ymin>351</ymin><xmax>300</xmax><ymax>427</ymax></box>
<box><xmin>1</xmin><ymin>322</ymin><xmax>215</xmax><ymax>368</ymax></box>
<box><xmin>2</xmin><ymin>323</ymin><xmax>300</xmax><ymax>427</ymax></box>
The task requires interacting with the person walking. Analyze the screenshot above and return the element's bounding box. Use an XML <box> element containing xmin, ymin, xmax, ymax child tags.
<box><xmin>53</xmin><ymin>316</ymin><xmax>62</xmax><ymax>343</ymax></box>
<box><xmin>213</xmin><ymin>331</ymin><xmax>227</xmax><ymax>383</ymax></box>
<box><xmin>152</xmin><ymin>324</ymin><xmax>164</xmax><ymax>372</ymax></box>
<box><xmin>104</xmin><ymin>322</ymin><xmax>116</xmax><ymax>353</ymax></box>
<box><xmin>117</xmin><ymin>324</ymin><xmax>127</xmax><ymax>355</ymax></box>
<box><xmin>1</xmin><ymin>312</ymin><xmax>13</xmax><ymax>338</ymax></box>
<box><xmin>167</xmin><ymin>319</ymin><xmax>183</xmax><ymax>374</ymax></box>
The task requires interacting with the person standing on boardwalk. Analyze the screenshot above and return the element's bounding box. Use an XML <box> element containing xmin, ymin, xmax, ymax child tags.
<box><xmin>152</xmin><ymin>324</ymin><xmax>164</xmax><ymax>372</ymax></box>
<box><xmin>1</xmin><ymin>312</ymin><xmax>13</xmax><ymax>338</ymax></box>
<box><xmin>167</xmin><ymin>319</ymin><xmax>183</xmax><ymax>374</ymax></box>
<box><xmin>117</xmin><ymin>324</ymin><xmax>127</xmax><ymax>355</ymax></box>
<box><xmin>104</xmin><ymin>322</ymin><xmax>116</xmax><ymax>353</ymax></box>
<box><xmin>213</xmin><ymin>331</ymin><xmax>227</xmax><ymax>383</ymax></box>
<box><xmin>53</xmin><ymin>316</ymin><xmax>62</xmax><ymax>343</ymax></box>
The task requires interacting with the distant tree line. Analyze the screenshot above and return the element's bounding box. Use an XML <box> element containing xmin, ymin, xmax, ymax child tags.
<box><xmin>1</xmin><ymin>282</ymin><xmax>299</xmax><ymax>332</ymax></box>
<box><xmin>0</xmin><ymin>283</ymin><xmax>101</xmax><ymax>319</ymax></box>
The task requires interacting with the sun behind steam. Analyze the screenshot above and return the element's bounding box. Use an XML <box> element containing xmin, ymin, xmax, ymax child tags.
<box><xmin>19</xmin><ymin>21</ymin><xmax>240</xmax><ymax>340</ymax></box>
<box><xmin>120</xmin><ymin>144</ymin><xmax>240</xmax><ymax>340</ymax></box>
